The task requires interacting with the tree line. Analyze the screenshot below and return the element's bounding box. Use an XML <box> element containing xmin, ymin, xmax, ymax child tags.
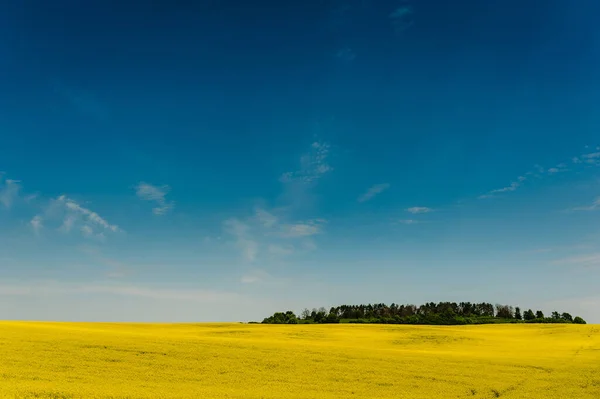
<box><xmin>261</xmin><ymin>301</ymin><xmax>587</xmax><ymax>325</ymax></box>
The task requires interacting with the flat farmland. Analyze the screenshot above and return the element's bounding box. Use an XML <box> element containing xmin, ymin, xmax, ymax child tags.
<box><xmin>0</xmin><ymin>322</ymin><xmax>598</xmax><ymax>398</ymax></box>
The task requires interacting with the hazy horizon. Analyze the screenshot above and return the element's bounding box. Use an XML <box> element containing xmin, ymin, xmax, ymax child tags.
<box><xmin>1</xmin><ymin>0</ymin><xmax>599</xmax><ymax>323</ymax></box>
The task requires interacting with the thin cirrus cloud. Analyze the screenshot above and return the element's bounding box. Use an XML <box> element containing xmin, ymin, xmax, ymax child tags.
<box><xmin>0</xmin><ymin>178</ymin><xmax>21</xmax><ymax>209</ymax></box>
<box><xmin>279</xmin><ymin>141</ymin><xmax>332</xmax><ymax>184</ymax></box>
<box><xmin>135</xmin><ymin>182</ymin><xmax>173</xmax><ymax>215</ymax></box>
<box><xmin>389</xmin><ymin>5</ymin><xmax>414</xmax><ymax>34</ymax></box>
<box><xmin>60</xmin><ymin>196</ymin><xmax>120</xmax><ymax>233</ymax></box>
<box><xmin>30</xmin><ymin>215</ymin><xmax>43</xmax><ymax>235</ymax></box>
<box><xmin>479</xmin><ymin>147</ymin><xmax>599</xmax><ymax>200</ymax></box>
<box><xmin>0</xmin><ymin>172</ymin><xmax>117</xmax><ymax>239</ymax></box>
<box><xmin>552</xmin><ymin>253</ymin><xmax>600</xmax><ymax>269</ymax></box>
<box><xmin>254</xmin><ymin>208</ymin><xmax>278</xmax><ymax>228</ymax></box>
<box><xmin>358</xmin><ymin>183</ymin><xmax>390</xmax><ymax>203</ymax></box>
<box><xmin>279</xmin><ymin>219</ymin><xmax>326</xmax><ymax>238</ymax></box>
<box><xmin>568</xmin><ymin>197</ymin><xmax>600</xmax><ymax>212</ymax></box>
<box><xmin>223</xmin><ymin>141</ymin><xmax>332</xmax><ymax>266</ymax></box>
<box><xmin>33</xmin><ymin>195</ymin><xmax>121</xmax><ymax>239</ymax></box>
<box><xmin>398</xmin><ymin>219</ymin><xmax>419</xmax><ymax>225</ymax></box>
<box><xmin>0</xmin><ymin>281</ymin><xmax>241</xmax><ymax>303</ymax></box>
<box><xmin>406</xmin><ymin>206</ymin><xmax>433</xmax><ymax>214</ymax></box>
<box><xmin>223</xmin><ymin>218</ymin><xmax>259</xmax><ymax>263</ymax></box>
<box><xmin>223</xmin><ymin>211</ymin><xmax>325</xmax><ymax>263</ymax></box>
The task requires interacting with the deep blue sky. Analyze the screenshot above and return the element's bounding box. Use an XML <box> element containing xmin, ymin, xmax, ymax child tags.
<box><xmin>1</xmin><ymin>0</ymin><xmax>599</xmax><ymax>322</ymax></box>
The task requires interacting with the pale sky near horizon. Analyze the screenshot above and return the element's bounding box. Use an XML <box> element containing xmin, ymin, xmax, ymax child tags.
<box><xmin>1</xmin><ymin>0</ymin><xmax>599</xmax><ymax>322</ymax></box>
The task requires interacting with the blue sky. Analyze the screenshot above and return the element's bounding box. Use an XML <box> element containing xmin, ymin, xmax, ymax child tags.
<box><xmin>1</xmin><ymin>0</ymin><xmax>600</xmax><ymax>322</ymax></box>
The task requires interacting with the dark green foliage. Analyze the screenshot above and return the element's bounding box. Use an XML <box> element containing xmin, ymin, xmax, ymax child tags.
<box><xmin>561</xmin><ymin>312</ymin><xmax>573</xmax><ymax>322</ymax></box>
<box><xmin>495</xmin><ymin>304</ymin><xmax>514</xmax><ymax>319</ymax></box>
<box><xmin>262</xmin><ymin>311</ymin><xmax>298</xmax><ymax>324</ymax></box>
<box><xmin>523</xmin><ymin>309</ymin><xmax>535</xmax><ymax>321</ymax></box>
<box><xmin>514</xmin><ymin>307</ymin><xmax>522</xmax><ymax>321</ymax></box>
<box><xmin>261</xmin><ymin>302</ymin><xmax>586</xmax><ymax>325</ymax></box>
<box><xmin>536</xmin><ymin>310</ymin><xmax>545</xmax><ymax>319</ymax></box>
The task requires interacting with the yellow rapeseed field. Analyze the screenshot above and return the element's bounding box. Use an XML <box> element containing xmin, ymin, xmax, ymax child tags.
<box><xmin>0</xmin><ymin>322</ymin><xmax>598</xmax><ymax>398</ymax></box>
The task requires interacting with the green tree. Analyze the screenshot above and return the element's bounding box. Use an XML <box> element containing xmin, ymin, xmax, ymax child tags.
<box><xmin>495</xmin><ymin>304</ymin><xmax>513</xmax><ymax>319</ymax></box>
<box><xmin>561</xmin><ymin>312</ymin><xmax>573</xmax><ymax>322</ymax></box>
<box><xmin>535</xmin><ymin>310</ymin><xmax>544</xmax><ymax>319</ymax></box>
<box><xmin>573</xmin><ymin>316</ymin><xmax>586</xmax><ymax>324</ymax></box>
<box><xmin>514</xmin><ymin>307</ymin><xmax>522</xmax><ymax>320</ymax></box>
<box><xmin>300</xmin><ymin>308</ymin><xmax>311</xmax><ymax>320</ymax></box>
<box><xmin>523</xmin><ymin>309</ymin><xmax>535</xmax><ymax>321</ymax></box>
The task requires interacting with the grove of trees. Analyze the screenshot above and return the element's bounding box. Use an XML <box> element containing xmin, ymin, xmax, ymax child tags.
<box><xmin>261</xmin><ymin>301</ymin><xmax>587</xmax><ymax>325</ymax></box>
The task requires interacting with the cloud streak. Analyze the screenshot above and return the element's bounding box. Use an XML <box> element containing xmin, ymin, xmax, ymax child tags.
<box><xmin>398</xmin><ymin>219</ymin><xmax>420</xmax><ymax>225</ymax></box>
<box><xmin>552</xmin><ymin>253</ymin><xmax>600</xmax><ymax>269</ymax></box>
<box><xmin>479</xmin><ymin>146</ymin><xmax>600</xmax><ymax>200</ymax></box>
<box><xmin>406</xmin><ymin>206</ymin><xmax>433</xmax><ymax>214</ymax></box>
<box><xmin>224</xmin><ymin>141</ymin><xmax>332</xmax><ymax>265</ymax></box>
<box><xmin>358</xmin><ymin>183</ymin><xmax>390</xmax><ymax>203</ymax></box>
<box><xmin>30</xmin><ymin>215</ymin><xmax>43</xmax><ymax>235</ymax></box>
<box><xmin>32</xmin><ymin>195</ymin><xmax>121</xmax><ymax>239</ymax></box>
<box><xmin>478</xmin><ymin>182</ymin><xmax>520</xmax><ymax>199</ymax></box>
<box><xmin>135</xmin><ymin>182</ymin><xmax>173</xmax><ymax>215</ymax></box>
<box><xmin>279</xmin><ymin>219</ymin><xmax>326</xmax><ymax>238</ymax></box>
<box><xmin>279</xmin><ymin>141</ymin><xmax>332</xmax><ymax>184</ymax></box>
<box><xmin>0</xmin><ymin>178</ymin><xmax>21</xmax><ymax>209</ymax></box>
<box><xmin>60</xmin><ymin>196</ymin><xmax>120</xmax><ymax>233</ymax></box>
<box><xmin>0</xmin><ymin>281</ymin><xmax>240</xmax><ymax>302</ymax></box>
<box><xmin>569</xmin><ymin>197</ymin><xmax>600</xmax><ymax>212</ymax></box>
<box><xmin>223</xmin><ymin>218</ymin><xmax>258</xmax><ymax>262</ymax></box>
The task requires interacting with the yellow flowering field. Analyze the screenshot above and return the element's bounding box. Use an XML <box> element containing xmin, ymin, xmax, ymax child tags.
<box><xmin>0</xmin><ymin>322</ymin><xmax>598</xmax><ymax>398</ymax></box>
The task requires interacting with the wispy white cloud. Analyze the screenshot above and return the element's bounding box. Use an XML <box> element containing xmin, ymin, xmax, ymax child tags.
<box><xmin>33</xmin><ymin>195</ymin><xmax>120</xmax><ymax>239</ymax></box>
<box><xmin>59</xmin><ymin>196</ymin><xmax>120</xmax><ymax>233</ymax></box>
<box><xmin>135</xmin><ymin>182</ymin><xmax>173</xmax><ymax>215</ymax></box>
<box><xmin>568</xmin><ymin>197</ymin><xmax>600</xmax><ymax>212</ymax></box>
<box><xmin>223</xmin><ymin>211</ymin><xmax>324</xmax><ymax>263</ymax></box>
<box><xmin>223</xmin><ymin>218</ymin><xmax>258</xmax><ymax>262</ymax></box>
<box><xmin>240</xmin><ymin>269</ymin><xmax>273</xmax><ymax>284</ymax></box>
<box><xmin>30</xmin><ymin>215</ymin><xmax>43</xmax><ymax>235</ymax></box>
<box><xmin>254</xmin><ymin>208</ymin><xmax>278</xmax><ymax>228</ymax></box>
<box><xmin>398</xmin><ymin>219</ymin><xmax>419</xmax><ymax>225</ymax></box>
<box><xmin>24</xmin><ymin>193</ymin><xmax>39</xmax><ymax>203</ymax></box>
<box><xmin>406</xmin><ymin>206</ymin><xmax>433</xmax><ymax>214</ymax></box>
<box><xmin>580</xmin><ymin>151</ymin><xmax>600</xmax><ymax>166</ymax></box>
<box><xmin>59</xmin><ymin>214</ymin><xmax>77</xmax><ymax>233</ymax></box>
<box><xmin>479</xmin><ymin>182</ymin><xmax>520</xmax><ymax>199</ymax></box>
<box><xmin>552</xmin><ymin>253</ymin><xmax>600</xmax><ymax>269</ymax></box>
<box><xmin>548</xmin><ymin>163</ymin><xmax>568</xmax><ymax>174</ymax></box>
<box><xmin>0</xmin><ymin>178</ymin><xmax>21</xmax><ymax>209</ymax></box>
<box><xmin>81</xmin><ymin>225</ymin><xmax>93</xmax><ymax>237</ymax></box>
<box><xmin>479</xmin><ymin>146</ymin><xmax>600</xmax><ymax>200</ymax></box>
<box><xmin>0</xmin><ymin>281</ymin><xmax>240</xmax><ymax>302</ymax></box>
<box><xmin>0</xmin><ymin>173</ymin><xmax>119</xmax><ymax>240</ymax></box>
<box><xmin>358</xmin><ymin>183</ymin><xmax>390</xmax><ymax>203</ymax></box>
<box><xmin>241</xmin><ymin>274</ymin><xmax>260</xmax><ymax>284</ymax></box>
<box><xmin>268</xmin><ymin>244</ymin><xmax>294</xmax><ymax>256</ymax></box>
<box><xmin>240</xmin><ymin>269</ymin><xmax>289</xmax><ymax>285</ymax></box>
<box><xmin>224</xmin><ymin>141</ymin><xmax>332</xmax><ymax>265</ymax></box>
<box><xmin>582</xmin><ymin>152</ymin><xmax>600</xmax><ymax>160</ymax></box>
<box><xmin>279</xmin><ymin>141</ymin><xmax>332</xmax><ymax>184</ymax></box>
<box><xmin>389</xmin><ymin>5</ymin><xmax>414</xmax><ymax>33</ymax></box>
<box><xmin>279</xmin><ymin>219</ymin><xmax>326</xmax><ymax>238</ymax></box>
